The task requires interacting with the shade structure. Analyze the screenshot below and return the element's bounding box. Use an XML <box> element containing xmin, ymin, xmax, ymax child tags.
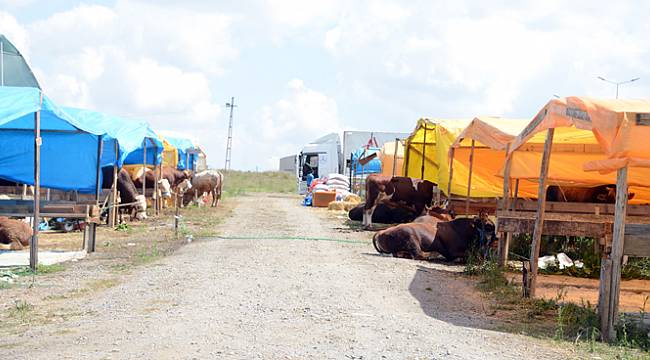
<box><xmin>63</xmin><ymin>107</ymin><xmax>161</xmax><ymax>169</ymax></box>
<box><xmin>157</xmin><ymin>135</ymin><xmax>178</xmax><ymax>169</ymax></box>
<box><xmin>403</xmin><ymin>118</ymin><xmax>473</xmax><ymax>195</ymax></box>
<box><xmin>163</xmin><ymin>135</ymin><xmax>197</xmax><ymax>170</ymax></box>
<box><xmin>379</xmin><ymin>140</ymin><xmax>404</xmax><ymax>176</ymax></box>
<box><xmin>449</xmin><ymin>117</ymin><xmax>531</xmax><ymax>198</ymax></box>
<box><xmin>351</xmin><ymin>146</ymin><xmax>382</xmax><ymax>175</ymax></box>
<box><xmin>123</xmin><ymin>127</ymin><xmax>164</xmax><ymax>166</ymax></box>
<box><xmin>508</xmin><ymin>97</ymin><xmax>650</xmax><ymax>203</ymax></box>
<box><xmin>0</xmin><ymin>35</ymin><xmax>40</xmax><ymax>88</ymax></box>
<box><xmin>0</xmin><ymin>86</ymin><xmax>103</xmax><ymax>193</ymax></box>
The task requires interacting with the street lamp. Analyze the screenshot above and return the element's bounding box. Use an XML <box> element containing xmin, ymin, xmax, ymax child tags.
<box><xmin>597</xmin><ymin>76</ymin><xmax>640</xmax><ymax>99</ymax></box>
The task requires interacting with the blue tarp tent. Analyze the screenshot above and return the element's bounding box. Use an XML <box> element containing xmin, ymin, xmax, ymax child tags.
<box><xmin>164</xmin><ymin>136</ymin><xmax>196</xmax><ymax>170</ymax></box>
<box><xmin>63</xmin><ymin>107</ymin><xmax>162</xmax><ymax>168</ymax></box>
<box><xmin>351</xmin><ymin>146</ymin><xmax>382</xmax><ymax>175</ymax></box>
<box><xmin>123</xmin><ymin>127</ymin><xmax>164</xmax><ymax>166</ymax></box>
<box><xmin>0</xmin><ymin>87</ymin><xmax>103</xmax><ymax>193</ymax></box>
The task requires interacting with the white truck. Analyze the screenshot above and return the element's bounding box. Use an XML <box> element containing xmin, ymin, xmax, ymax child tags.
<box><xmin>297</xmin><ymin>133</ymin><xmax>343</xmax><ymax>194</ymax></box>
<box><xmin>296</xmin><ymin>131</ymin><xmax>410</xmax><ymax>194</ymax></box>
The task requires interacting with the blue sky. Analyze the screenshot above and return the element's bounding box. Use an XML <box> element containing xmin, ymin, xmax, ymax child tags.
<box><xmin>1</xmin><ymin>0</ymin><xmax>649</xmax><ymax>170</ymax></box>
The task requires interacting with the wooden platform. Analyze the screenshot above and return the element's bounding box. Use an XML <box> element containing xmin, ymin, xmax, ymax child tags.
<box><xmin>0</xmin><ymin>199</ymin><xmax>101</xmax><ymax>223</ymax></box>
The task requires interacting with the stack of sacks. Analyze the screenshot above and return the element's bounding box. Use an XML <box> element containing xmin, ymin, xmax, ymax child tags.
<box><xmin>326</xmin><ymin>174</ymin><xmax>350</xmax><ymax>192</ymax></box>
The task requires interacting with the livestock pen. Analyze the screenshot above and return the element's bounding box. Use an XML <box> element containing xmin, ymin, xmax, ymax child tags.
<box><xmin>496</xmin><ymin>97</ymin><xmax>650</xmax><ymax>341</ymax></box>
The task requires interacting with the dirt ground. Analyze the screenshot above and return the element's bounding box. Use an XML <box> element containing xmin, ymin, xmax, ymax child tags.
<box><xmin>0</xmin><ymin>193</ymin><xmax>645</xmax><ymax>359</ymax></box>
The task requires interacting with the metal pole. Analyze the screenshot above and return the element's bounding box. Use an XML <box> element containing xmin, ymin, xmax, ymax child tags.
<box><xmin>224</xmin><ymin>97</ymin><xmax>236</xmax><ymax>170</ymax></box>
<box><xmin>30</xmin><ymin>93</ymin><xmax>43</xmax><ymax>271</ymax></box>
<box><xmin>616</xmin><ymin>84</ymin><xmax>619</xmax><ymax>99</ymax></box>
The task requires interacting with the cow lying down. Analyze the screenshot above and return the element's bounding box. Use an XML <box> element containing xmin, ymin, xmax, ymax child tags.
<box><xmin>349</xmin><ymin>203</ymin><xmax>455</xmax><ymax>225</ymax></box>
<box><xmin>372</xmin><ymin>214</ymin><xmax>496</xmax><ymax>262</ymax></box>
<box><xmin>0</xmin><ymin>217</ymin><xmax>32</xmax><ymax>250</ymax></box>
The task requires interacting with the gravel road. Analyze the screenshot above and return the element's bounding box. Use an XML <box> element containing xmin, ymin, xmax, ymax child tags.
<box><xmin>2</xmin><ymin>193</ymin><xmax>574</xmax><ymax>359</ymax></box>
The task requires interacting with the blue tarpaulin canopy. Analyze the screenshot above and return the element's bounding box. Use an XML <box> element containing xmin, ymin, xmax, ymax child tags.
<box><xmin>164</xmin><ymin>135</ymin><xmax>196</xmax><ymax>170</ymax></box>
<box><xmin>352</xmin><ymin>146</ymin><xmax>382</xmax><ymax>175</ymax></box>
<box><xmin>0</xmin><ymin>86</ymin><xmax>103</xmax><ymax>193</ymax></box>
<box><xmin>124</xmin><ymin>127</ymin><xmax>164</xmax><ymax>166</ymax></box>
<box><xmin>63</xmin><ymin>107</ymin><xmax>162</xmax><ymax>168</ymax></box>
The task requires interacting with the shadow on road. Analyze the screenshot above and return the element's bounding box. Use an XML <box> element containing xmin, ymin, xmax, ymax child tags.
<box><xmin>407</xmin><ymin>264</ymin><xmax>497</xmax><ymax>330</ymax></box>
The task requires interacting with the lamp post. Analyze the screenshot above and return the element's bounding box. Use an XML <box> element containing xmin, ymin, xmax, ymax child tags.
<box><xmin>597</xmin><ymin>76</ymin><xmax>640</xmax><ymax>99</ymax></box>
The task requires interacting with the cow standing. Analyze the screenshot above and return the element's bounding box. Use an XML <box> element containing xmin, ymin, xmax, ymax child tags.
<box><xmin>363</xmin><ymin>174</ymin><xmax>438</xmax><ymax>228</ymax></box>
<box><xmin>183</xmin><ymin>170</ymin><xmax>223</xmax><ymax>207</ymax></box>
<box><xmin>546</xmin><ymin>184</ymin><xmax>634</xmax><ymax>203</ymax></box>
<box><xmin>102</xmin><ymin>168</ymin><xmax>147</xmax><ymax>221</ymax></box>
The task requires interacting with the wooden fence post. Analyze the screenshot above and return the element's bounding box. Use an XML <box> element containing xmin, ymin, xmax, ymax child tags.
<box><xmin>30</xmin><ymin>96</ymin><xmax>42</xmax><ymax>271</ymax></box>
<box><xmin>603</xmin><ymin>165</ymin><xmax>629</xmax><ymax>341</ymax></box>
<box><xmin>499</xmin><ymin>143</ymin><xmax>513</xmax><ymax>266</ymax></box>
<box><xmin>465</xmin><ymin>140</ymin><xmax>475</xmax><ymax>216</ymax></box>
<box><xmin>527</xmin><ymin>128</ymin><xmax>554</xmax><ymax>297</ymax></box>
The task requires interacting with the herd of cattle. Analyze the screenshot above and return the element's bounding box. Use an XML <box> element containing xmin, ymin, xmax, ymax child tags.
<box><xmin>349</xmin><ymin>174</ymin><xmax>631</xmax><ymax>263</ymax></box>
<box><xmin>0</xmin><ymin>167</ymin><xmax>224</xmax><ymax>250</ymax></box>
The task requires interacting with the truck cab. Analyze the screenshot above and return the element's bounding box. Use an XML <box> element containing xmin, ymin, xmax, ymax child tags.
<box><xmin>297</xmin><ymin>133</ymin><xmax>343</xmax><ymax>194</ymax></box>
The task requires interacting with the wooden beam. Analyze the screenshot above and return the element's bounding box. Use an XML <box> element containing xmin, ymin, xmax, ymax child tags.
<box><xmin>30</xmin><ymin>95</ymin><xmax>42</xmax><ymax>271</ymax></box>
<box><xmin>110</xmin><ymin>139</ymin><xmax>118</xmax><ymax>227</ymax></box>
<box><xmin>420</xmin><ymin>126</ymin><xmax>427</xmax><ymax>180</ymax></box>
<box><xmin>499</xmin><ymin>143</ymin><xmax>513</xmax><ymax>266</ymax></box>
<box><xmin>604</xmin><ymin>165</ymin><xmax>629</xmax><ymax>342</ymax></box>
<box><xmin>511</xmin><ymin>179</ymin><xmax>520</xmax><ymax>211</ymax></box>
<box><xmin>527</xmin><ymin>128</ymin><xmax>554</xmax><ymax>298</ymax></box>
<box><xmin>465</xmin><ymin>140</ymin><xmax>475</xmax><ymax>216</ymax></box>
<box><xmin>446</xmin><ymin>147</ymin><xmax>455</xmax><ymax>199</ymax></box>
<box><xmin>142</xmin><ymin>139</ymin><xmax>147</xmax><ymax>196</ymax></box>
<box><xmin>623</xmin><ymin>224</ymin><xmax>650</xmax><ymax>257</ymax></box>
<box><xmin>392</xmin><ymin>138</ymin><xmax>398</xmax><ymax>177</ymax></box>
<box><xmin>599</xmin><ymin>258</ymin><xmax>612</xmax><ymax>341</ymax></box>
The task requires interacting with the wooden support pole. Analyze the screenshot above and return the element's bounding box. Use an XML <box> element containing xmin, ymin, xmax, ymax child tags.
<box><xmin>603</xmin><ymin>165</ymin><xmax>629</xmax><ymax>342</ymax></box>
<box><xmin>89</xmin><ymin>135</ymin><xmax>103</xmax><ymax>253</ymax></box>
<box><xmin>498</xmin><ymin>143</ymin><xmax>513</xmax><ymax>267</ymax></box>
<box><xmin>420</xmin><ymin>126</ymin><xmax>427</xmax><ymax>180</ymax></box>
<box><xmin>447</xmin><ymin>147</ymin><xmax>455</xmax><ymax>200</ymax></box>
<box><xmin>527</xmin><ymin>128</ymin><xmax>554</xmax><ymax>298</ymax></box>
<box><xmin>465</xmin><ymin>140</ymin><xmax>475</xmax><ymax>216</ymax></box>
<box><xmin>30</xmin><ymin>97</ymin><xmax>42</xmax><ymax>271</ymax></box>
<box><xmin>392</xmin><ymin>138</ymin><xmax>399</xmax><ymax>177</ymax></box>
<box><xmin>142</xmin><ymin>140</ymin><xmax>147</xmax><ymax>197</ymax></box>
<box><xmin>511</xmin><ymin>179</ymin><xmax>520</xmax><ymax>211</ymax></box>
<box><xmin>110</xmin><ymin>140</ymin><xmax>118</xmax><ymax>227</ymax></box>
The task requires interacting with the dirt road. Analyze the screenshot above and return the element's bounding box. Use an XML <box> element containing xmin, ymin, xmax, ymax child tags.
<box><xmin>2</xmin><ymin>193</ymin><xmax>574</xmax><ymax>359</ymax></box>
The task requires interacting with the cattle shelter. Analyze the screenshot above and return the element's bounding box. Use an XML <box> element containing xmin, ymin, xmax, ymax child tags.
<box><xmin>497</xmin><ymin>97</ymin><xmax>650</xmax><ymax>342</ymax></box>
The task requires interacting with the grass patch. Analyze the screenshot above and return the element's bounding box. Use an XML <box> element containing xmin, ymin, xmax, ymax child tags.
<box><xmin>221</xmin><ymin>170</ymin><xmax>295</xmax><ymax>196</ymax></box>
<box><xmin>470</xmin><ymin>259</ymin><xmax>650</xmax><ymax>356</ymax></box>
<box><xmin>9</xmin><ymin>300</ymin><xmax>33</xmax><ymax>322</ymax></box>
<box><xmin>135</xmin><ymin>243</ymin><xmax>162</xmax><ymax>264</ymax></box>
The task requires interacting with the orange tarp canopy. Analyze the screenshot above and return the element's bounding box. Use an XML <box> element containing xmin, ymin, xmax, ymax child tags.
<box><xmin>508</xmin><ymin>97</ymin><xmax>650</xmax><ymax>203</ymax></box>
<box><xmin>379</xmin><ymin>139</ymin><xmax>404</xmax><ymax>176</ymax></box>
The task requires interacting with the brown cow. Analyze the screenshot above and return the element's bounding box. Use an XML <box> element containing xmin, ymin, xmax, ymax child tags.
<box><xmin>363</xmin><ymin>174</ymin><xmax>438</xmax><ymax>228</ymax></box>
<box><xmin>0</xmin><ymin>217</ymin><xmax>32</xmax><ymax>250</ymax></box>
<box><xmin>182</xmin><ymin>170</ymin><xmax>223</xmax><ymax>207</ymax></box>
<box><xmin>373</xmin><ymin>213</ymin><xmax>496</xmax><ymax>262</ymax></box>
<box><xmin>102</xmin><ymin>167</ymin><xmax>147</xmax><ymax>220</ymax></box>
<box><xmin>132</xmin><ymin>166</ymin><xmax>192</xmax><ymax>189</ymax></box>
<box><xmin>546</xmin><ymin>184</ymin><xmax>635</xmax><ymax>203</ymax></box>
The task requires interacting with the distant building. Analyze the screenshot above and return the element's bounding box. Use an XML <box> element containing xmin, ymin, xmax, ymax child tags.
<box><xmin>279</xmin><ymin>155</ymin><xmax>297</xmax><ymax>173</ymax></box>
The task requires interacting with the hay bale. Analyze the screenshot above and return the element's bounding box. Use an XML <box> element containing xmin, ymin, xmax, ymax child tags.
<box><xmin>328</xmin><ymin>201</ymin><xmax>346</xmax><ymax>211</ymax></box>
<box><xmin>343</xmin><ymin>194</ymin><xmax>362</xmax><ymax>204</ymax></box>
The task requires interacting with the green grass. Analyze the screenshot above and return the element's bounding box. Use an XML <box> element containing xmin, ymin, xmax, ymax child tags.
<box><xmin>9</xmin><ymin>300</ymin><xmax>33</xmax><ymax>322</ymax></box>
<box><xmin>221</xmin><ymin>170</ymin><xmax>295</xmax><ymax>196</ymax></box>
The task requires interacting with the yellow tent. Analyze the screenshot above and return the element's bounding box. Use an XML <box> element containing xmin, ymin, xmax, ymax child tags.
<box><xmin>379</xmin><ymin>139</ymin><xmax>404</xmax><ymax>176</ymax></box>
<box><xmin>158</xmin><ymin>135</ymin><xmax>179</xmax><ymax>169</ymax></box>
<box><xmin>449</xmin><ymin>117</ymin><xmax>531</xmax><ymax>198</ymax></box>
<box><xmin>403</xmin><ymin>118</ymin><xmax>478</xmax><ymax>196</ymax></box>
<box><xmin>508</xmin><ymin>97</ymin><xmax>650</xmax><ymax>203</ymax></box>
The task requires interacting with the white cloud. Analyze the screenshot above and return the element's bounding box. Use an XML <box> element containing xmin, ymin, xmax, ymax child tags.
<box><xmin>239</xmin><ymin>79</ymin><xmax>341</xmax><ymax>169</ymax></box>
<box><xmin>0</xmin><ymin>11</ymin><xmax>29</xmax><ymax>57</ymax></box>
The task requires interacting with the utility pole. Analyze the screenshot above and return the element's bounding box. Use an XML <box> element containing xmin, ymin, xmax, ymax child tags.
<box><xmin>597</xmin><ymin>76</ymin><xmax>640</xmax><ymax>99</ymax></box>
<box><xmin>224</xmin><ymin>97</ymin><xmax>237</xmax><ymax>171</ymax></box>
